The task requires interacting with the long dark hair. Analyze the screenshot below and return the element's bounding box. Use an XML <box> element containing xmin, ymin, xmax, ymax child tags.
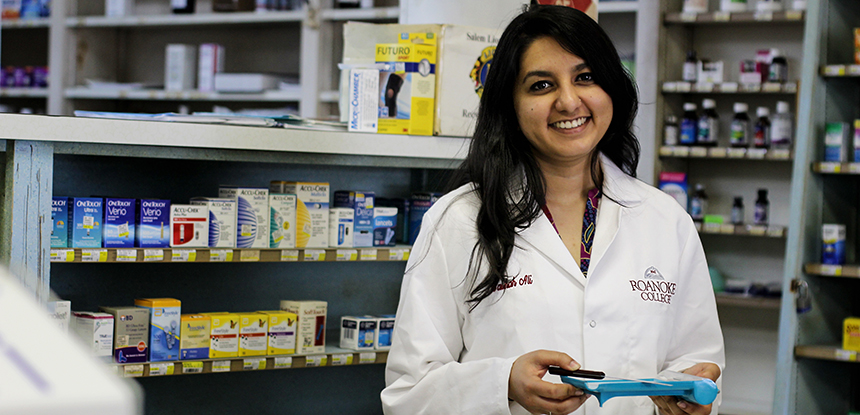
<box><xmin>448</xmin><ymin>4</ymin><xmax>640</xmax><ymax>309</ymax></box>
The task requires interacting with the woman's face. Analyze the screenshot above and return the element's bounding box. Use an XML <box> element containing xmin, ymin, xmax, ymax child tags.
<box><xmin>513</xmin><ymin>36</ymin><xmax>613</xmax><ymax>168</ymax></box>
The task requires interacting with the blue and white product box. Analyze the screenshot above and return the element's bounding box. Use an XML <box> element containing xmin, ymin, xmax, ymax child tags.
<box><xmin>136</xmin><ymin>199</ymin><xmax>171</xmax><ymax>248</ymax></box>
<box><xmin>69</xmin><ymin>197</ymin><xmax>103</xmax><ymax>248</ymax></box>
<box><xmin>134</xmin><ymin>298</ymin><xmax>181</xmax><ymax>362</ymax></box>
<box><xmin>822</xmin><ymin>224</ymin><xmax>846</xmax><ymax>265</ymax></box>
<box><xmin>170</xmin><ymin>204</ymin><xmax>209</xmax><ymax>248</ymax></box>
<box><xmin>329</xmin><ymin>208</ymin><xmax>355</xmax><ymax>248</ymax></box>
<box><xmin>658</xmin><ymin>172</ymin><xmax>689</xmax><ymax>211</ymax></box>
<box><xmin>339</xmin><ymin>316</ymin><xmax>377</xmax><ymax>350</ymax></box>
<box><xmin>51</xmin><ymin>197</ymin><xmax>69</xmax><ymax>248</ymax></box>
<box><xmin>824</xmin><ymin>122</ymin><xmax>851</xmax><ymax>162</ymax></box>
<box><xmin>270</xmin><ymin>181</ymin><xmax>330</xmax><ymax>248</ymax></box>
<box><xmin>373</xmin><ymin>207</ymin><xmax>398</xmax><ymax>247</ymax></box>
<box><xmin>219</xmin><ymin>187</ymin><xmax>269</xmax><ymax>248</ymax></box>
<box><xmin>333</xmin><ymin>191</ymin><xmax>375</xmax><ymax>247</ymax></box>
<box><xmin>347</xmin><ymin>68</ymin><xmax>379</xmax><ymax>133</ymax></box>
<box><xmin>190</xmin><ymin>197</ymin><xmax>237</xmax><ymax>248</ymax></box>
<box><xmin>377</xmin><ymin>197</ymin><xmax>410</xmax><ymax>244</ymax></box>
<box><xmin>269</xmin><ymin>194</ymin><xmax>297</xmax><ymax>248</ymax></box>
<box><xmin>103</xmin><ymin>198</ymin><xmax>136</xmax><ymax>248</ymax></box>
<box><xmin>375</xmin><ymin>314</ymin><xmax>395</xmax><ymax>350</ymax></box>
<box><xmin>408</xmin><ymin>192</ymin><xmax>441</xmax><ymax>245</ymax></box>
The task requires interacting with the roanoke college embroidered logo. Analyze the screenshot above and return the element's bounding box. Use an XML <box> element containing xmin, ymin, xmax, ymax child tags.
<box><xmin>629</xmin><ymin>266</ymin><xmax>676</xmax><ymax>304</ymax></box>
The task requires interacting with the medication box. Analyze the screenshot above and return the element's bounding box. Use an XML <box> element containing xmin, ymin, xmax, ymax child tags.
<box><xmin>205</xmin><ymin>312</ymin><xmax>239</xmax><ymax>358</ymax></box>
<box><xmin>238</xmin><ymin>313</ymin><xmax>268</xmax><ymax>357</ymax></box>
<box><xmin>375</xmin><ymin>314</ymin><xmax>396</xmax><ymax>350</ymax></box>
<box><xmin>280</xmin><ymin>300</ymin><xmax>327</xmax><ymax>354</ymax></box>
<box><xmin>71</xmin><ymin>311</ymin><xmax>114</xmax><ymax>358</ymax></box>
<box><xmin>219</xmin><ymin>187</ymin><xmax>269</xmax><ymax>248</ymax></box>
<box><xmin>329</xmin><ymin>207</ymin><xmax>355</xmax><ymax>248</ymax></box>
<box><xmin>51</xmin><ymin>197</ymin><xmax>68</xmax><ymax>248</ymax></box>
<box><xmin>270</xmin><ymin>182</ymin><xmax>329</xmax><ymax>248</ymax></box>
<box><xmin>190</xmin><ymin>197</ymin><xmax>237</xmax><ymax>248</ymax></box>
<box><xmin>134</xmin><ymin>298</ymin><xmax>181</xmax><ymax>362</ymax></box>
<box><xmin>198</xmin><ymin>43</ymin><xmax>225</xmax><ymax>92</ymax></box>
<box><xmin>408</xmin><ymin>192</ymin><xmax>441</xmax><ymax>245</ymax></box>
<box><xmin>333</xmin><ymin>191</ymin><xmax>375</xmax><ymax>247</ymax></box>
<box><xmin>824</xmin><ymin>122</ymin><xmax>851</xmax><ymax>162</ymax></box>
<box><xmin>340</xmin><ymin>316</ymin><xmax>377</xmax><ymax>350</ymax></box>
<box><xmin>822</xmin><ymin>224</ymin><xmax>846</xmax><ymax>265</ymax></box>
<box><xmin>165</xmin><ymin>44</ymin><xmax>197</xmax><ymax>91</ymax></box>
<box><xmin>99</xmin><ymin>306</ymin><xmax>149</xmax><ymax>363</ymax></box>
<box><xmin>170</xmin><ymin>204</ymin><xmax>209</xmax><ymax>248</ymax></box>
<box><xmin>659</xmin><ymin>172</ymin><xmax>689</xmax><ymax>211</ymax></box>
<box><xmin>377</xmin><ymin>197</ymin><xmax>409</xmax><ymax>244</ymax></box>
<box><xmin>180</xmin><ymin>314</ymin><xmax>211</xmax><ymax>360</ymax></box>
<box><xmin>373</xmin><ymin>207</ymin><xmax>398</xmax><ymax>247</ymax></box>
<box><xmin>269</xmin><ymin>193</ymin><xmax>297</xmax><ymax>248</ymax></box>
<box><xmin>853</xmin><ymin>120</ymin><xmax>860</xmax><ymax>162</ymax></box>
<box><xmin>375</xmin><ymin>41</ymin><xmax>437</xmax><ymax>136</ymax></box>
<box><xmin>47</xmin><ymin>299</ymin><xmax>71</xmax><ymax>333</ymax></box>
<box><xmin>136</xmin><ymin>199</ymin><xmax>171</xmax><ymax>248</ymax></box>
<box><xmin>258</xmin><ymin>310</ymin><xmax>297</xmax><ymax>355</ymax></box>
<box><xmin>69</xmin><ymin>197</ymin><xmax>103</xmax><ymax>248</ymax></box>
<box><xmin>347</xmin><ymin>68</ymin><xmax>379</xmax><ymax>133</ymax></box>
<box><xmin>845</xmin><ymin>317</ymin><xmax>860</xmax><ymax>352</ymax></box>
<box><xmin>103</xmin><ymin>198</ymin><xmax>136</xmax><ymax>248</ymax></box>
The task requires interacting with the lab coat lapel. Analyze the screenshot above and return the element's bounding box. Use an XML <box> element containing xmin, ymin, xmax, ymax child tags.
<box><xmin>518</xmin><ymin>213</ymin><xmax>587</xmax><ymax>288</ymax></box>
<box><xmin>588</xmin><ymin>196</ymin><xmax>621</xmax><ymax>275</ymax></box>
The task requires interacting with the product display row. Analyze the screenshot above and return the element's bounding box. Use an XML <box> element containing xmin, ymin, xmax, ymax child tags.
<box><xmin>665</xmin><ymin>99</ymin><xmax>794</xmax><ymax>150</ymax></box>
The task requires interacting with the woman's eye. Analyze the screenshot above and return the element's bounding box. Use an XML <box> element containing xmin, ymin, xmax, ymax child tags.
<box><xmin>529</xmin><ymin>80</ymin><xmax>552</xmax><ymax>91</ymax></box>
<box><xmin>576</xmin><ymin>72</ymin><xmax>595</xmax><ymax>83</ymax></box>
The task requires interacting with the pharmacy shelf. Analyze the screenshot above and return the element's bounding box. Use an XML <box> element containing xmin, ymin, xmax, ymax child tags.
<box><xmin>661</xmin><ymin>81</ymin><xmax>798</xmax><ymax>94</ymax></box>
<box><xmin>0</xmin><ymin>87</ymin><xmax>49</xmax><ymax>98</ymax></box>
<box><xmin>320</xmin><ymin>6</ymin><xmax>399</xmax><ymax>20</ymax></box>
<box><xmin>65</xmin><ymin>87</ymin><xmax>302</xmax><ymax>102</ymax></box>
<box><xmin>0</xmin><ymin>17</ymin><xmax>50</xmax><ymax>28</ymax></box>
<box><xmin>803</xmin><ymin>263</ymin><xmax>860</xmax><ymax>279</ymax></box>
<box><xmin>113</xmin><ymin>347</ymin><xmax>388</xmax><ymax>378</ymax></box>
<box><xmin>664</xmin><ymin>10</ymin><xmax>805</xmax><ymax>25</ymax></box>
<box><xmin>820</xmin><ymin>64</ymin><xmax>860</xmax><ymax>77</ymax></box>
<box><xmin>715</xmin><ymin>293</ymin><xmax>781</xmax><ymax>309</ymax></box>
<box><xmin>65</xmin><ymin>10</ymin><xmax>305</xmax><ymax>28</ymax></box>
<box><xmin>812</xmin><ymin>162</ymin><xmax>860</xmax><ymax>174</ymax></box>
<box><xmin>50</xmin><ymin>246</ymin><xmax>412</xmax><ymax>263</ymax></box>
<box><xmin>697</xmin><ymin>223</ymin><xmax>787</xmax><ymax>238</ymax></box>
<box><xmin>794</xmin><ymin>345</ymin><xmax>859</xmax><ymax>363</ymax></box>
<box><xmin>659</xmin><ymin>146</ymin><xmax>792</xmax><ymax>161</ymax></box>
<box><xmin>598</xmin><ymin>1</ymin><xmax>638</xmax><ymax>13</ymax></box>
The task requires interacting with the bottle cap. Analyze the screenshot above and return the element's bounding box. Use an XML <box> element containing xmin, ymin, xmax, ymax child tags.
<box><xmin>684</xmin><ymin>103</ymin><xmax>697</xmax><ymax>111</ymax></box>
<box><xmin>686</xmin><ymin>50</ymin><xmax>697</xmax><ymax>60</ymax></box>
<box><xmin>695</xmin><ymin>183</ymin><xmax>704</xmax><ymax>191</ymax></box>
<box><xmin>702</xmin><ymin>98</ymin><xmax>716</xmax><ymax>109</ymax></box>
<box><xmin>769</xmin><ymin>48</ymin><xmax>781</xmax><ymax>60</ymax></box>
<box><xmin>734</xmin><ymin>196</ymin><xmax>743</xmax><ymax>204</ymax></box>
<box><xmin>758</xmin><ymin>188</ymin><xmax>768</xmax><ymax>196</ymax></box>
<box><xmin>776</xmin><ymin>101</ymin><xmax>790</xmax><ymax>113</ymax></box>
<box><xmin>666</xmin><ymin>115</ymin><xmax>677</xmax><ymax>123</ymax></box>
<box><xmin>757</xmin><ymin>106</ymin><xmax>770</xmax><ymax>117</ymax></box>
<box><xmin>734</xmin><ymin>102</ymin><xmax>748</xmax><ymax>113</ymax></box>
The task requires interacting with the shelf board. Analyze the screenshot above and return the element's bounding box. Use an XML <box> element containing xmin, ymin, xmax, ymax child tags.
<box><xmin>664</xmin><ymin>10</ymin><xmax>804</xmax><ymax>24</ymax></box>
<box><xmin>812</xmin><ymin>162</ymin><xmax>860</xmax><ymax>175</ymax></box>
<box><xmin>320</xmin><ymin>6</ymin><xmax>399</xmax><ymax>20</ymax></box>
<box><xmin>659</xmin><ymin>146</ymin><xmax>792</xmax><ymax>161</ymax></box>
<box><xmin>65</xmin><ymin>87</ymin><xmax>302</xmax><ymax>102</ymax></box>
<box><xmin>66</xmin><ymin>10</ymin><xmax>305</xmax><ymax>28</ymax></box>
<box><xmin>804</xmin><ymin>263</ymin><xmax>860</xmax><ymax>278</ymax></box>
<box><xmin>598</xmin><ymin>1</ymin><xmax>638</xmax><ymax>13</ymax></box>
<box><xmin>820</xmin><ymin>64</ymin><xmax>860</xmax><ymax>77</ymax></box>
<box><xmin>50</xmin><ymin>246</ymin><xmax>412</xmax><ymax>263</ymax></box>
<box><xmin>795</xmin><ymin>345</ymin><xmax>859</xmax><ymax>363</ymax></box>
<box><xmin>697</xmin><ymin>223</ymin><xmax>786</xmax><ymax>238</ymax></box>
<box><xmin>0</xmin><ymin>87</ymin><xmax>49</xmax><ymax>98</ymax></box>
<box><xmin>715</xmin><ymin>293</ymin><xmax>781</xmax><ymax>309</ymax></box>
<box><xmin>113</xmin><ymin>347</ymin><xmax>388</xmax><ymax>378</ymax></box>
<box><xmin>662</xmin><ymin>81</ymin><xmax>797</xmax><ymax>94</ymax></box>
<box><xmin>319</xmin><ymin>90</ymin><xmax>339</xmax><ymax>103</ymax></box>
<box><xmin>0</xmin><ymin>17</ymin><xmax>50</xmax><ymax>28</ymax></box>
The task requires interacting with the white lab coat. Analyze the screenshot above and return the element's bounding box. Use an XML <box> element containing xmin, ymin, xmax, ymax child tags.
<box><xmin>382</xmin><ymin>154</ymin><xmax>725</xmax><ymax>415</ymax></box>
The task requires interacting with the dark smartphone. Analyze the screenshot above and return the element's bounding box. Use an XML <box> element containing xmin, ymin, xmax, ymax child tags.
<box><xmin>547</xmin><ymin>366</ymin><xmax>606</xmax><ymax>380</ymax></box>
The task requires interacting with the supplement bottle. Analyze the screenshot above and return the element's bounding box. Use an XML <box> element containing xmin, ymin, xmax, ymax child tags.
<box><xmin>768</xmin><ymin>49</ymin><xmax>788</xmax><ymax>82</ymax></box>
<box><xmin>683</xmin><ymin>51</ymin><xmax>698</xmax><ymax>82</ymax></box>
<box><xmin>664</xmin><ymin>115</ymin><xmax>679</xmax><ymax>146</ymax></box>
<box><xmin>771</xmin><ymin>100</ymin><xmax>793</xmax><ymax>150</ymax></box>
<box><xmin>697</xmin><ymin>98</ymin><xmax>719</xmax><ymax>147</ymax></box>
<box><xmin>754</xmin><ymin>189</ymin><xmax>769</xmax><ymax>226</ymax></box>
<box><xmin>754</xmin><ymin>106</ymin><xmax>771</xmax><ymax>149</ymax></box>
<box><xmin>731</xmin><ymin>196</ymin><xmax>744</xmax><ymax>225</ymax></box>
<box><xmin>689</xmin><ymin>184</ymin><xmax>708</xmax><ymax>222</ymax></box>
<box><xmin>680</xmin><ymin>103</ymin><xmax>698</xmax><ymax>146</ymax></box>
<box><xmin>730</xmin><ymin>102</ymin><xmax>750</xmax><ymax>147</ymax></box>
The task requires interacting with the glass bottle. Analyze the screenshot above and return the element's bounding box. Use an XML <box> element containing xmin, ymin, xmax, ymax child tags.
<box><xmin>754</xmin><ymin>106</ymin><xmax>771</xmax><ymax>149</ymax></box>
<box><xmin>697</xmin><ymin>98</ymin><xmax>719</xmax><ymax>147</ymax></box>
<box><xmin>754</xmin><ymin>189</ymin><xmax>769</xmax><ymax>225</ymax></box>
<box><xmin>683</xmin><ymin>51</ymin><xmax>698</xmax><ymax>82</ymax></box>
<box><xmin>689</xmin><ymin>183</ymin><xmax>708</xmax><ymax>222</ymax></box>
<box><xmin>664</xmin><ymin>115</ymin><xmax>679</xmax><ymax>146</ymax></box>
<box><xmin>731</xmin><ymin>196</ymin><xmax>744</xmax><ymax>225</ymax></box>
<box><xmin>171</xmin><ymin>0</ymin><xmax>195</xmax><ymax>14</ymax></box>
<box><xmin>771</xmin><ymin>101</ymin><xmax>793</xmax><ymax>150</ymax></box>
<box><xmin>730</xmin><ymin>102</ymin><xmax>750</xmax><ymax>148</ymax></box>
<box><xmin>680</xmin><ymin>103</ymin><xmax>698</xmax><ymax>146</ymax></box>
<box><xmin>768</xmin><ymin>49</ymin><xmax>788</xmax><ymax>82</ymax></box>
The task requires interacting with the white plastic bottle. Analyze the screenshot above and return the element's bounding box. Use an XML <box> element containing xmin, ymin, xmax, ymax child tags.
<box><xmin>683</xmin><ymin>0</ymin><xmax>708</xmax><ymax>13</ymax></box>
<box><xmin>720</xmin><ymin>0</ymin><xmax>747</xmax><ymax>12</ymax></box>
<box><xmin>771</xmin><ymin>101</ymin><xmax>793</xmax><ymax>149</ymax></box>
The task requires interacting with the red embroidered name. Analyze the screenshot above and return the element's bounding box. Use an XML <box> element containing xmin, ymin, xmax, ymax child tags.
<box><xmin>495</xmin><ymin>274</ymin><xmax>534</xmax><ymax>292</ymax></box>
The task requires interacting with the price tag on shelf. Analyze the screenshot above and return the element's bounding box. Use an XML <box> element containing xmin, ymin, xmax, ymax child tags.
<box><xmin>672</xmin><ymin>146</ymin><xmax>690</xmax><ymax>157</ymax></box>
<box><xmin>123</xmin><ymin>365</ymin><xmax>144</xmax><ymax>378</ymax></box>
<box><xmin>182</xmin><ymin>361</ymin><xmax>203</xmax><ymax>374</ymax></box>
<box><xmin>708</xmin><ymin>148</ymin><xmax>727</xmax><ymax>158</ymax></box>
<box><xmin>762</xmin><ymin>82</ymin><xmax>782</xmax><ymax>93</ymax></box>
<box><xmin>116</xmin><ymin>249</ymin><xmax>137</xmax><ymax>262</ymax></box>
<box><xmin>330</xmin><ymin>354</ymin><xmax>352</xmax><ymax>366</ymax></box>
<box><xmin>785</xmin><ymin>10</ymin><xmax>802</xmax><ymax>20</ymax></box>
<box><xmin>281</xmin><ymin>249</ymin><xmax>299</xmax><ymax>261</ymax></box>
<box><xmin>769</xmin><ymin>149</ymin><xmax>791</xmax><ymax>160</ymax></box>
<box><xmin>703</xmin><ymin>223</ymin><xmax>721</xmax><ymax>233</ymax></box>
<box><xmin>720</xmin><ymin>224</ymin><xmax>736</xmax><ymax>234</ymax></box>
<box><xmin>336</xmin><ymin>249</ymin><xmax>358</xmax><ymax>261</ymax></box>
<box><xmin>359</xmin><ymin>353</ymin><xmax>377</xmax><ymax>364</ymax></box>
<box><xmin>818</xmin><ymin>162</ymin><xmax>842</xmax><ymax>173</ymax></box>
<box><xmin>388</xmin><ymin>248</ymin><xmax>409</xmax><ymax>261</ymax></box>
<box><xmin>689</xmin><ymin>147</ymin><xmax>708</xmax><ymax>158</ymax></box>
<box><xmin>848</xmin><ymin>65</ymin><xmax>860</xmax><ymax>76</ymax></box>
<box><xmin>818</xmin><ymin>264</ymin><xmax>842</xmax><ymax>276</ymax></box>
<box><xmin>210</xmin><ymin>249</ymin><xmax>233</xmax><ymax>262</ymax></box>
<box><xmin>823</xmin><ymin>65</ymin><xmax>846</xmax><ymax>76</ymax></box>
<box><xmin>693</xmin><ymin>82</ymin><xmax>714</xmax><ymax>93</ymax></box>
<box><xmin>679</xmin><ymin>12</ymin><xmax>697</xmax><ymax>22</ymax></box>
<box><xmin>753</xmin><ymin>11</ymin><xmax>773</xmax><ymax>21</ymax></box>
<box><xmin>243</xmin><ymin>357</ymin><xmax>266</xmax><ymax>371</ymax></box>
<box><xmin>782</xmin><ymin>82</ymin><xmax>798</xmax><ymax>93</ymax></box>
<box><xmin>360</xmin><ymin>249</ymin><xmax>378</xmax><ymax>261</ymax></box>
<box><xmin>739</xmin><ymin>83</ymin><xmax>761</xmax><ymax>93</ymax></box>
<box><xmin>305</xmin><ymin>355</ymin><xmax>324</xmax><ymax>367</ymax></box>
<box><xmin>171</xmin><ymin>249</ymin><xmax>196</xmax><ymax>262</ymax></box>
<box><xmin>848</xmin><ymin>163</ymin><xmax>860</xmax><ymax>174</ymax></box>
<box><xmin>661</xmin><ymin>82</ymin><xmax>677</xmax><ymax>92</ymax></box>
<box><xmin>766</xmin><ymin>226</ymin><xmax>785</xmax><ymax>238</ymax></box>
<box><xmin>712</xmin><ymin>11</ymin><xmax>730</xmax><ymax>21</ymax></box>
<box><xmin>659</xmin><ymin>146</ymin><xmax>674</xmax><ymax>157</ymax></box>
<box><xmin>718</xmin><ymin>82</ymin><xmax>738</xmax><ymax>93</ymax></box>
<box><xmin>746</xmin><ymin>225</ymin><xmax>767</xmax><ymax>236</ymax></box>
<box><xmin>81</xmin><ymin>249</ymin><xmax>108</xmax><ymax>262</ymax></box>
<box><xmin>50</xmin><ymin>249</ymin><xmax>75</xmax><ymax>262</ymax></box>
<box><xmin>149</xmin><ymin>362</ymin><xmax>174</xmax><ymax>376</ymax></box>
<box><xmin>144</xmin><ymin>249</ymin><xmax>164</xmax><ymax>262</ymax></box>
<box><xmin>303</xmin><ymin>249</ymin><xmax>326</xmax><ymax>261</ymax></box>
<box><xmin>675</xmin><ymin>82</ymin><xmax>692</xmax><ymax>93</ymax></box>
<box><xmin>274</xmin><ymin>357</ymin><xmax>293</xmax><ymax>369</ymax></box>
<box><xmin>835</xmin><ymin>349</ymin><xmax>858</xmax><ymax>361</ymax></box>
<box><xmin>747</xmin><ymin>149</ymin><xmax>767</xmax><ymax>159</ymax></box>
<box><xmin>727</xmin><ymin>148</ymin><xmax>747</xmax><ymax>158</ymax></box>
<box><xmin>240</xmin><ymin>250</ymin><xmax>260</xmax><ymax>262</ymax></box>
<box><xmin>212</xmin><ymin>360</ymin><xmax>232</xmax><ymax>373</ymax></box>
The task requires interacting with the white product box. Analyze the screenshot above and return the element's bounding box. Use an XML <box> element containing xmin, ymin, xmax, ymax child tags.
<box><xmin>198</xmin><ymin>43</ymin><xmax>225</xmax><ymax>92</ymax></box>
<box><xmin>697</xmin><ymin>60</ymin><xmax>725</xmax><ymax>83</ymax></box>
<box><xmin>269</xmin><ymin>194</ymin><xmax>297</xmax><ymax>248</ymax></box>
<box><xmin>329</xmin><ymin>207</ymin><xmax>355</xmax><ymax>248</ymax></box>
<box><xmin>72</xmin><ymin>311</ymin><xmax>114</xmax><ymax>358</ymax></box>
<box><xmin>165</xmin><ymin>44</ymin><xmax>197</xmax><ymax>92</ymax></box>
<box><xmin>269</xmin><ymin>182</ymin><xmax>329</xmax><ymax>248</ymax></box>
<box><xmin>347</xmin><ymin>68</ymin><xmax>379</xmax><ymax>132</ymax></box>
<box><xmin>340</xmin><ymin>316</ymin><xmax>376</xmax><ymax>350</ymax></box>
<box><xmin>219</xmin><ymin>187</ymin><xmax>270</xmax><ymax>248</ymax></box>
<box><xmin>279</xmin><ymin>300</ymin><xmax>327</xmax><ymax>354</ymax></box>
<box><xmin>375</xmin><ymin>314</ymin><xmax>395</xmax><ymax>350</ymax></box>
<box><xmin>214</xmin><ymin>73</ymin><xmax>285</xmax><ymax>93</ymax></box>
<box><xmin>47</xmin><ymin>299</ymin><xmax>71</xmax><ymax>333</ymax></box>
<box><xmin>372</xmin><ymin>206</ymin><xmax>398</xmax><ymax>247</ymax></box>
<box><xmin>105</xmin><ymin>0</ymin><xmax>132</xmax><ymax>16</ymax></box>
<box><xmin>190</xmin><ymin>197</ymin><xmax>237</xmax><ymax>248</ymax></box>
<box><xmin>169</xmin><ymin>204</ymin><xmax>209</xmax><ymax>248</ymax></box>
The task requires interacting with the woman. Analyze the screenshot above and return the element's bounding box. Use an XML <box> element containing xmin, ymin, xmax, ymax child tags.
<box><xmin>381</xmin><ymin>5</ymin><xmax>724</xmax><ymax>415</ymax></box>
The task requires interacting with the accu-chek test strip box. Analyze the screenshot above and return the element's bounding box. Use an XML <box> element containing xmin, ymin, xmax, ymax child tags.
<box><xmin>340</xmin><ymin>315</ymin><xmax>376</xmax><ymax>350</ymax></box>
<box><xmin>99</xmin><ymin>306</ymin><xmax>150</xmax><ymax>363</ymax></box>
<box><xmin>329</xmin><ymin>208</ymin><xmax>354</xmax><ymax>248</ymax></box>
<box><xmin>170</xmin><ymin>204</ymin><xmax>209</xmax><ymax>248</ymax></box>
<box><xmin>219</xmin><ymin>186</ymin><xmax>269</xmax><ymax>248</ymax></box>
<box><xmin>135</xmin><ymin>298</ymin><xmax>181</xmax><ymax>362</ymax></box>
<box><xmin>180</xmin><ymin>314</ymin><xmax>211</xmax><ymax>360</ymax></box>
<box><xmin>103</xmin><ymin>198</ymin><xmax>136</xmax><ymax>248</ymax></box>
<box><xmin>258</xmin><ymin>310</ymin><xmax>297</xmax><ymax>355</ymax></box>
<box><xmin>269</xmin><ymin>193</ymin><xmax>297</xmax><ymax>248</ymax></box>
<box><xmin>373</xmin><ymin>206</ymin><xmax>398</xmax><ymax>247</ymax></box>
<box><xmin>69</xmin><ymin>197</ymin><xmax>103</xmax><ymax>248</ymax></box>
<box><xmin>51</xmin><ymin>197</ymin><xmax>69</xmax><ymax>248</ymax></box>
<box><xmin>71</xmin><ymin>311</ymin><xmax>114</xmax><ymax>358</ymax></box>
<box><xmin>279</xmin><ymin>300</ymin><xmax>327</xmax><ymax>354</ymax></box>
<box><xmin>136</xmin><ymin>199</ymin><xmax>170</xmax><ymax>248</ymax></box>
<box><xmin>270</xmin><ymin>182</ymin><xmax>329</xmax><ymax>248</ymax></box>
<box><xmin>190</xmin><ymin>197</ymin><xmax>237</xmax><ymax>248</ymax></box>
<box><xmin>333</xmin><ymin>191</ymin><xmax>374</xmax><ymax>247</ymax></box>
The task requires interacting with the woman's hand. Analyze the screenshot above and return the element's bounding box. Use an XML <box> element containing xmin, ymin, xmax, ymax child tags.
<box><xmin>651</xmin><ymin>362</ymin><xmax>721</xmax><ymax>415</ymax></box>
<box><xmin>508</xmin><ymin>350</ymin><xmax>590</xmax><ymax>415</ymax></box>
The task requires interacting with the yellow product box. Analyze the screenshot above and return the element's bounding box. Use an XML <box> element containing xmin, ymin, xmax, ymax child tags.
<box><xmin>375</xmin><ymin>40</ymin><xmax>436</xmax><ymax>136</ymax></box>
<box><xmin>179</xmin><ymin>314</ymin><xmax>210</xmax><ymax>360</ymax></box>
<box><xmin>855</xmin><ymin>28</ymin><xmax>860</xmax><ymax>64</ymax></box>
<box><xmin>238</xmin><ymin>313</ymin><xmax>268</xmax><ymax>356</ymax></box>
<box><xmin>258</xmin><ymin>310</ymin><xmax>297</xmax><ymax>355</ymax></box>
<box><xmin>844</xmin><ymin>317</ymin><xmax>860</xmax><ymax>352</ymax></box>
<box><xmin>203</xmin><ymin>312</ymin><xmax>239</xmax><ymax>358</ymax></box>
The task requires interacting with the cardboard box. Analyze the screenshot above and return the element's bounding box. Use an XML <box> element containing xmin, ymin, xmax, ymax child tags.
<box><xmin>347</xmin><ymin>68</ymin><xmax>380</xmax><ymax>133</ymax></box>
<box><xmin>340</xmin><ymin>316</ymin><xmax>377</xmax><ymax>350</ymax></box>
<box><xmin>408</xmin><ymin>192</ymin><xmax>441</xmax><ymax>245</ymax></box>
<box><xmin>238</xmin><ymin>313</ymin><xmax>268</xmax><ymax>356</ymax></box>
<box><xmin>373</xmin><ymin>206</ymin><xmax>398</xmax><ymax>247</ymax></box>
<box><xmin>169</xmin><ymin>204</ymin><xmax>209</xmax><ymax>248</ymax></box>
<box><xmin>845</xmin><ymin>317</ymin><xmax>860</xmax><ymax>352</ymax></box>
<box><xmin>165</xmin><ymin>44</ymin><xmax>197</xmax><ymax>91</ymax></box>
<box><xmin>71</xmin><ymin>311</ymin><xmax>114</xmax><ymax>358</ymax></box>
<box><xmin>329</xmin><ymin>207</ymin><xmax>355</xmax><ymax>248</ymax></box>
<box><xmin>269</xmin><ymin>193</ymin><xmax>297</xmax><ymax>248</ymax></box>
<box><xmin>375</xmin><ymin>41</ymin><xmax>437</xmax><ymax>135</ymax></box>
<box><xmin>190</xmin><ymin>197</ymin><xmax>237</xmax><ymax>248</ymax></box>
<box><xmin>375</xmin><ymin>314</ymin><xmax>395</xmax><ymax>350</ymax></box>
<box><xmin>136</xmin><ymin>199</ymin><xmax>171</xmax><ymax>248</ymax></box>
<box><xmin>51</xmin><ymin>197</ymin><xmax>68</xmax><ymax>248</ymax></box>
<box><xmin>333</xmin><ymin>191</ymin><xmax>374</xmax><ymax>247</ymax></box>
<box><xmin>134</xmin><ymin>298</ymin><xmax>181</xmax><ymax>362</ymax></box>
<box><xmin>180</xmin><ymin>314</ymin><xmax>211</xmax><ymax>360</ymax></box>
<box><xmin>198</xmin><ymin>43</ymin><xmax>225</xmax><ymax>92</ymax></box>
<box><xmin>69</xmin><ymin>197</ymin><xmax>103</xmax><ymax>248</ymax></box>
<box><xmin>269</xmin><ymin>182</ymin><xmax>329</xmax><ymax>248</ymax></box>
<box><xmin>204</xmin><ymin>312</ymin><xmax>240</xmax><ymax>358</ymax></box>
<box><xmin>219</xmin><ymin>187</ymin><xmax>269</xmax><ymax>248</ymax></box>
<box><xmin>279</xmin><ymin>300</ymin><xmax>327</xmax><ymax>354</ymax></box>
<box><xmin>103</xmin><ymin>198</ymin><xmax>136</xmax><ymax>248</ymax></box>
<box><xmin>258</xmin><ymin>310</ymin><xmax>297</xmax><ymax>355</ymax></box>
<box><xmin>47</xmin><ymin>299</ymin><xmax>71</xmax><ymax>333</ymax></box>
<box><xmin>99</xmin><ymin>306</ymin><xmax>150</xmax><ymax>363</ymax></box>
